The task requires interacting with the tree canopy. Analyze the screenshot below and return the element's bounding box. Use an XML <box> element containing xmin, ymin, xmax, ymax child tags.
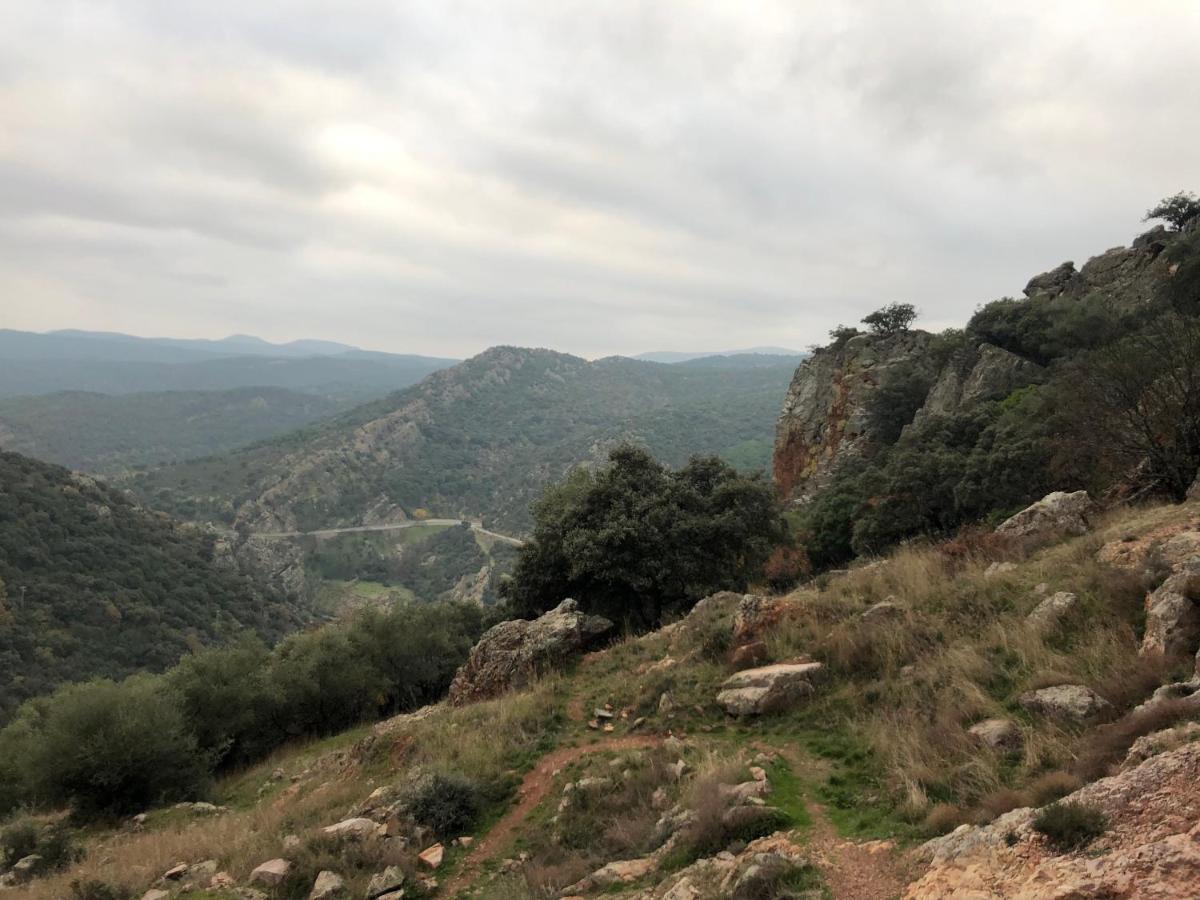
<box><xmin>500</xmin><ymin>445</ymin><xmax>789</xmax><ymax>627</ymax></box>
<box><xmin>1144</xmin><ymin>191</ymin><xmax>1200</xmax><ymax>231</ymax></box>
<box><xmin>861</xmin><ymin>303</ymin><xmax>918</xmax><ymax>335</ymax></box>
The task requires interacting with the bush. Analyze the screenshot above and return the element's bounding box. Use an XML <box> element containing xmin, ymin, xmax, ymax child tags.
<box><xmin>0</xmin><ymin>817</ymin><xmax>80</xmax><ymax>872</ymax></box>
<box><xmin>69</xmin><ymin>881</ymin><xmax>132</xmax><ymax>900</ymax></box>
<box><xmin>1033</xmin><ymin>801</ymin><xmax>1107</xmax><ymax>852</ymax></box>
<box><xmin>15</xmin><ymin>676</ymin><xmax>210</xmax><ymax>816</ymax></box>
<box><xmin>405</xmin><ymin>772</ymin><xmax>483</xmax><ymax>840</ymax></box>
<box><xmin>501</xmin><ymin>446</ymin><xmax>788</xmax><ymax>627</ymax></box>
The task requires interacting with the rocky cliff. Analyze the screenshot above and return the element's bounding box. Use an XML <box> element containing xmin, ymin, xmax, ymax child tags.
<box><xmin>773</xmin><ymin>330</ymin><xmax>932</xmax><ymax>502</ymax></box>
<box><xmin>773</xmin><ymin>224</ymin><xmax>1190</xmax><ymax>504</ymax></box>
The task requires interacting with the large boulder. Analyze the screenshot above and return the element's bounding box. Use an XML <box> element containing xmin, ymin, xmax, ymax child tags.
<box><xmin>250</xmin><ymin>859</ymin><xmax>291</xmax><ymax>887</ymax></box>
<box><xmin>716</xmin><ymin>662</ymin><xmax>823</xmax><ymax>716</ymax></box>
<box><xmin>447</xmin><ymin>599</ymin><xmax>612</xmax><ymax>705</ymax></box>
<box><xmin>1019</xmin><ymin>684</ymin><xmax>1111</xmax><ymax>725</ymax></box>
<box><xmin>967</xmin><ymin>718</ymin><xmax>1023</xmax><ymax>754</ymax></box>
<box><xmin>995</xmin><ymin>491</ymin><xmax>1096</xmax><ymax>541</ymax></box>
<box><xmin>1141</xmin><ymin>566</ymin><xmax>1200</xmax><ymax>658</ymax></box>
<box><xmin>1026</xmin><ymin>591</ymin><xmax>1077</xmax><ymax>631</ymax></box>
<box><xmin>1023</xmin><ymin>261</ymin><xmax>1077</xmax><ymax>298</ymax></box>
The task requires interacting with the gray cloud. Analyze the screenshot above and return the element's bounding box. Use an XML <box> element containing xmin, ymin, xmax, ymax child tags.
<box><xmin>1</xmin><ymin>0</ymin><xmax>1198</xmax><ymax>358</ymax></box>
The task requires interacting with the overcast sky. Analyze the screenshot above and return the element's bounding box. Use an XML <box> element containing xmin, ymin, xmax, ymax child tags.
<box><xmin>2</xmin><ymin>1</ymin><xmax>1197</xmax><ymax>358</ymax></box>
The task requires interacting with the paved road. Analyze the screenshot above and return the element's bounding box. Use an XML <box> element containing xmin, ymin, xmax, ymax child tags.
<box><xmin>256</xmin><ymin>518</ymin><xmax>525</xmax><ymax>546</ymax></box>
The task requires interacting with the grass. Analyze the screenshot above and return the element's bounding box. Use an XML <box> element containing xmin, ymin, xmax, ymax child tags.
<box><xmin>1033</xmin><ymin>801</ymin><xmax>1108</xmax><ymax>852</ymax></box>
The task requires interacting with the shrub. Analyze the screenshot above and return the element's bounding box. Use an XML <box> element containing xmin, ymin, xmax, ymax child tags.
<box><xmin>1033</xmin><ymin>801</ymin><xmax>1107</xmax><ymax>852</ymax></box>
<box><xmin>16</xmin><ymin>676</ymin><xmax>210</xmax><ymax>816</ymax></box>
<box><xmin>405</xmin><ymin>772</ymin><xmax>483</xmax><ymax>840</ymax></box>
<box><xmin>0</xmin><ymin>818</ymin><xmax>38</xmax><ymax>865</ymax></box>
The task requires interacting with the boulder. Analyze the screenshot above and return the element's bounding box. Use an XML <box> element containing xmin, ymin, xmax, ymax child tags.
<box><xmin>913</xmin><ymin>344</ymin><xmax>1042</xmax><ymax>427</ymax></box>
<box><xmin>564</xmin><ymin>856</ymin><xmax>659</xmax><ymax>893</ymax></box>
<box><xmin>417</xmin><ymin>843</ymin><xmax>444</xmax><ymax>870</ymax></box>
<box><xmin>308</xmin><ymin>870</ymin><xmax>344</xmax><ymax>900</ymax></box>
<box><xmin>995</xmin><ymin>491</ymin><xmax>1095</xmax><ymax>541</ymax></box>
<box><xmin>1019</xmin><ymin>684</ymin><xmax>1111</xmax><ymax>724</ymax></box>
<box><xmin>729</xmin><ymin>640</ymin><xmax>768</xmax><ymax>669</ymax></box>
<box><xmin>967</xmin><ymin>718</ymin><xmax>1023</xmax><ymax>753</ymax></box>
<box><xmin>984</xmin><ymin>561</ymin><xmax>1017</xmax><ymax>579</ymax></box>
<box><xmin>716</xmin><ymin>662</ymin><xmax>823</xmax><ymax>716</ymax></box>
<box><xmin>322</xmin><ymin>817</ymin><xmax>382</xmax><ymax>841</ymax></box>
<box><xmin>447</xmin><ymin>599</ymin><xmax>612</xmax><ymax>705</ymax></box>
<box><xmin>731</xmin><ymin>594</ymin><xmax>789</xmax><ymax>643</ymax></box>
<box><xmin>162</xmin><ymin>864</ymin><xmax>188</xmax><ymax>881</ymax></box>
<box><xmin>1124</xmin><ymin>721</ymin><xmax>1200</xmax><ymax>769</ymax></box>
<box><xmin>141</xmin><ymin>891</ymin><xmax>170</xmax><ymax>900</ymax></box>
<box><xmin>1023</xmin><ymin>261</ymin><xmax>1077</xmax><ymax>298</ymax></box>
<box><xmin>250</xmin><ymin>859</ymin><xmax>292</xmax><ymax>887</ymax></box>
<box><xmin>366</xmin><ymin>866</ymin><xmax>406</xmax><ymax>899</ymax></box>
<box><xmin>11</xmin><ymin>855</ymin><xmax>41</xmax><ymax>881</ymax></box>
<box><xmin>1141</xmin><ymin>568</ymin><xmax>1200</xmax><ymax>658</ymax></box>
<box><xmin>1026</xmin><ymin>591</ymin><xmax>1077</xmax><ymax>630</ymax></box>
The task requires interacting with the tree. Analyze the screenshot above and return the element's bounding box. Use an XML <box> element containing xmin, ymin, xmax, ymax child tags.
<box><xmin>1144</xmin><ymin>191</ymin><xmax>1200</xmax><ymax>231</ymax></box>
<box><xmin>1067</xmin><ymin>310</ymin><xmax>1200</xmax><ymax>500</ymax></box>
<box><xmin>861</xmin><ymin>303</ymin><xmax>917</xmax><ymax>335</ymax></box>
<box><xmin>500</xmin><ymin>446</ymin><xmax>788</xmax><ymax>627</ymax></box>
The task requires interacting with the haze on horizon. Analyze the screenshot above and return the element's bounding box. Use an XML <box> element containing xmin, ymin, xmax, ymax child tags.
<box><xmin>2</xmin><ymin>1</ymin><xmax>1198</xmax><ymax>359</ymax></box>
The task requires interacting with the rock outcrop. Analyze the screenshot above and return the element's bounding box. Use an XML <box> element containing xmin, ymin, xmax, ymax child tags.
<box><xmin>447</xmin><ymin>599</ymin><xmax>612</xmax><ymax>705</ymax></box>
<box><xmin>1026</xmin><ymin>591</ymin><xmax>1077</xmax><ymax>631</ymax></box>
<box><xmin>967</xmin><ymin>718</ymin><xmax>1023</xmax><ymax>754</ymax></box>
<box><xmin>907</xmin><ymin>740</ymin><xmax>1200</xmax><ymax>899</ymax></box>
<box><xmin>1018</xmin><ymin>684</ymin><xmax>1111</xmax><ymax>724</ymax></box>
<box><xmin>716</xmin><ymin>662</ymin><xmax>823</xmax><ymax>716</ymax></box>
<box><xmin>214</xmin><ymin>533</ymin><xmax>308</xmax><ymax>599</ymax></box>
<box><xmin>995</xmin><ymin>490</ymin><xmax>1096</xmax><ymax>541</ymax></box>
<box><xmin>912</xmin><ymin>343</ymin><xmax>1042</xmax><ymax>427</ymax></box>
<box><xmin>1141</xmin><ymin>564</ymin><xmax>1200</xmax><ymax>658</ymax></box>
<box><xmin>773</xmin><ymin>330</ymin><xmax>933</xmax><ymax>502</ymax></box>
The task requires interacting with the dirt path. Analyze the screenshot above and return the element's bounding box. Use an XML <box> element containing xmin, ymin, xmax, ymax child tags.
<box><xmin>804</xmin><ymin>800</ymin><xmax>913</xmax><ymax>900</ymax></box>
<box><xmin>441</xmin><ymin>734</ymin><xmax>663</xmax><ymax>897</ymax></box>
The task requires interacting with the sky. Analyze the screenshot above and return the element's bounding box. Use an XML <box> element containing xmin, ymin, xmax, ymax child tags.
<box><xmin>2</xmin><ymin>1</ymin><xmax>1198</xmax><ymax>359</ymax></box>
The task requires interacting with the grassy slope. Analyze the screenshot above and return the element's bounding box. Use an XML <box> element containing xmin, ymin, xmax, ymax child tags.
<box><xmin>9</xmin><ymin>498</ymin><xmax>1199</xmax><ymax>899</ymax></box>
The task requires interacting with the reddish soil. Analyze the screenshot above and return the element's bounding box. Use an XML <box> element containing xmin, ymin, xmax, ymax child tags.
<box><xmin>441</xmin><ymin>734</ymin><xmax>663</xmax><ymax>897</ymax></box>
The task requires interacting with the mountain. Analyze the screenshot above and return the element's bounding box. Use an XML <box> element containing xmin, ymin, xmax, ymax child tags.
<box><xmin>633</xmin><ymin>347</ymin><xmax>803</xmax><ymax>363</ymax></box>
<box><xmin>127</xmin><ymin>349</ymin><xmax>797</xmax><ymax>533</ymax></box>
<box><xmin>0</xmin><ymin>450</ymin><xmax>310</xmax><ymax>723</ymax></box>
<box><xmin>0</xmin><ymin>329</ymin><xmax>458</xmax><ymax>400</ymax></box>
<box><xmin>0</xmin><ymin>387</ymin><xmax>351</xmax><ymax>474</ymax></box>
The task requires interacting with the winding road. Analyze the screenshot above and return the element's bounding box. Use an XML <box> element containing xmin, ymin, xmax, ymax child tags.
<box><xmin>255</xmin><ymin>518</ymin><xmax>525</xmax><ymax>546</ymax></box>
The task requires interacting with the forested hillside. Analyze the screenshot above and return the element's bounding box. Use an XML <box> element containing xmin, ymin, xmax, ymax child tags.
<box><xmin>0</xmin><ymin>451</ymin><xmax>309</xmax><ymax>723</ymax></box>
<box><xmin>128</xmin><ymin>352</ymin><xmax>799</xmax><ymax>533</ymax></box>
<box><xmin>0</xmin><ymin>388</ymin><xmax>347</xmax><ymax>474</ymax></box>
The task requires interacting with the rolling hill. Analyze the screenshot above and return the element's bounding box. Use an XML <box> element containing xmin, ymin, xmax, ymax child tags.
<box><xmin>128</xmin><ymin>349</ymin><xmax>798</xmax><ymax>533</ymax></box>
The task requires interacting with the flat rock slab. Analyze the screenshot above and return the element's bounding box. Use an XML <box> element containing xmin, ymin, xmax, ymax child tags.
<box><xmin>1019</xmin><ymin>684</ymin><xmax>1111</xmax><ymax>724</ymax></box>
<box><xmin>717</xmin><ymin>662</ymin><xmax>823</xmax><ymax>716</ymax></box>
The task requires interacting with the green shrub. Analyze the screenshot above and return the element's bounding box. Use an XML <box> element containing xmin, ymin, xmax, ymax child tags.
<box><xmin>405</xmin><ymin>772</ymin><xmax>483</xmax><ymax>839</ymax></box>
<box><xmin>0</xmin><ymin>819</ymin><xmax>38</xmax><ymax>865</ymax></box>
<box><xmin>15</xmin><ymin>676</ymin><xmax>210</xmax><ymax>816</ymax></box>
<box><xmin>1033</xmin><ymin>801</ymin><xmax>1107</xmax><ymax>852</ymax></box>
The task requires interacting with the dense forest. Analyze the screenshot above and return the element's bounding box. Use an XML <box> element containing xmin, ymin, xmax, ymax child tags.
<box><xmin>0</xmin><ymin>451</ymin><xmax>309</xmax><ymax>723</ymax></box>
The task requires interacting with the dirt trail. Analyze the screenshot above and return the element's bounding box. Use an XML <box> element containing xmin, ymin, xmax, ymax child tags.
<box><xmin>441</xmin><ymin>734</ymin><xmax>663</xmax><ymax>897</ymax></box>
<box><xmin>804</xmin><ymin>800</ymin><xmax>913</xmax><ymax>900</ymax></box>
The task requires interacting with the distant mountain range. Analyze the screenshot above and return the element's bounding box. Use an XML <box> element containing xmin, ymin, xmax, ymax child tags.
<box><xmin>0</xmin><ymin>329</ymin><xmax>459</xmax><ymax>400</ymax></box>
<box><xmin>632</xmin><ymin>347</ymin><xmax>803</xmax><ymax>364</ymax></box>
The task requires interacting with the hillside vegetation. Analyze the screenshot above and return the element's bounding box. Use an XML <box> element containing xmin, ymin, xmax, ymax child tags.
<box><xmin>4</xmin><ymin>496</ymin><xmax>1199</xmax><ymax>898</ymax></box>
<box><xmin>0</xmin><ymin>388</ymin><xmax>349</xmax><ymax>474</ymax></box>
<box><xmin>128</xmin><ymin>352</ymin><xmax>798</xmax><ymax>533</ymax></box>
<box><xmin>0</xmin><ymin>451</ymin><xmax>309</xmax><ymax>723</ymax></box>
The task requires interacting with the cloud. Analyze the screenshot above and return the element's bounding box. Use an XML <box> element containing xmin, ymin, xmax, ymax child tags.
<box><xmin>1</xmin><ymin>0</ymin><xmax>1197</xmax><ymax>357</ymax></box>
